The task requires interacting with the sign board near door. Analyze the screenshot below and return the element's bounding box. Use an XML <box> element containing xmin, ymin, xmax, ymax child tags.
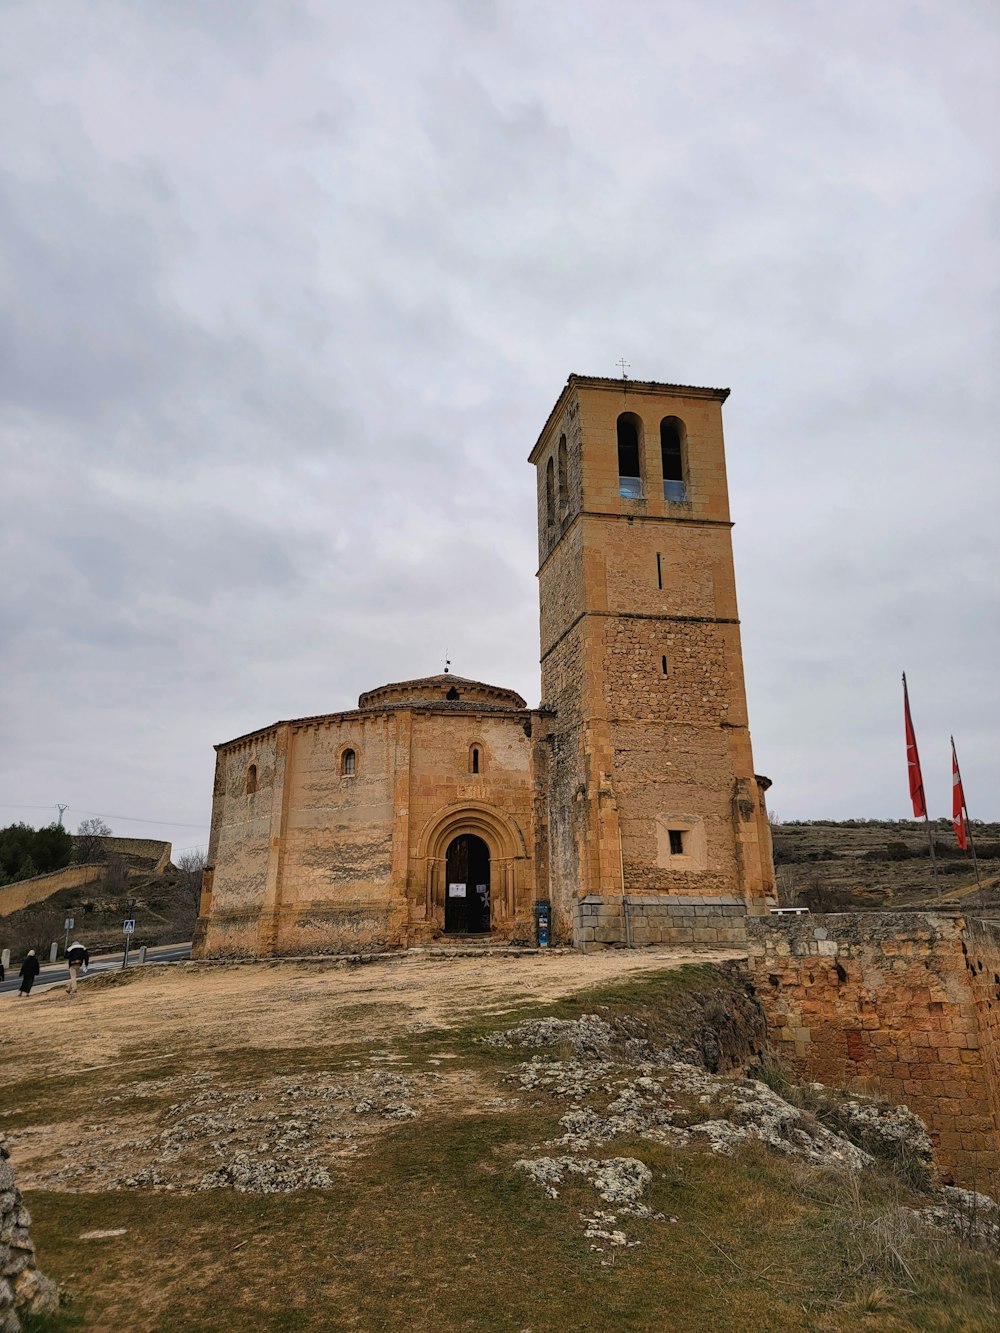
<box><xmin>448</xmin><ymin>882</ymin><xmax>467</xmax><ymax>898</ymax></box>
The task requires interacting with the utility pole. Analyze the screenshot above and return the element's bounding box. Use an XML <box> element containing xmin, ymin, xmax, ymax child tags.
<box><xmin>56</xmin><ymin>804</ymin><xmax>68</xmax><ymax>827</ymax></box>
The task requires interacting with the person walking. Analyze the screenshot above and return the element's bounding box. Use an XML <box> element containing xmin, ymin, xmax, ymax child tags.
<box><xmin>66</xmin><ymin>941</ymin><xmax>89</xmax><ymax>997</ymax></box>
<box><xmin>18</xmin><ymin>951</ymin><xmax>40</xmax><ymax>997</ymax></box>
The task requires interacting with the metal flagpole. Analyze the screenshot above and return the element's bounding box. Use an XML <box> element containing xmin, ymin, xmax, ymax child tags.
<box><xmin>952</xmin><ymin>736</ymin><xmax>982</xmax><ymax>898</ymax></box>
<box><xmin>903</xmin><ymin>673</ymin><xmax>941</xmax><ymax>897</ymax></box>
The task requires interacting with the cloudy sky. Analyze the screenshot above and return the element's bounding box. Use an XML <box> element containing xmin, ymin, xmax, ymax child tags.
<box><xmin>1</xmin><ymin>0</ymin><xmax>997</xmax><ymax>854</ymax></box>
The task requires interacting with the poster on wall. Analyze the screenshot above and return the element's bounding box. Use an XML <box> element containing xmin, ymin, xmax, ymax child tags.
<box><xmin>448</xmin><ymin>882</ymin><xmax>467</xmax><ymax>898</ymax></box>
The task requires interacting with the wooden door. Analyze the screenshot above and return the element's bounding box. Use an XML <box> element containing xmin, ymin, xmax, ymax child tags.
<box><xmin>445</xmin><ymin>835</ymin><xmax>491</xmax><ymax>934</ymax></box>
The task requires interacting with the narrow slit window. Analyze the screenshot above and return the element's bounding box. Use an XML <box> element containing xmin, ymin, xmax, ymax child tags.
<box><xmin>656</xmin><ymin>552</ymin><xmax>662</xmax><ymax>589</ymax></box>
<box><xmin>617</xmin><ymin>413</ymin><xmax>643</xmax><ymax>498</ymax></box>
<box><xmin>660</xmin><ymin>417</ymin><xmax>686</xmax><ymax>502</ymax></box>
<box><xmin>661</xmin><ymin>655</ymin><xmax>669</xmax><ymax>676</ymax></box>
<box><xmin>246</xmin><ymin>763</ymin><xmax>258</xmax><ymax>795</ymax></box>
<box><xmin>341</xmin><ymin>748</ymin><xmax>356</xmax><ymax>777</ymax></box>
<box><xmin>557</xmin><ymin>435</ymin><xmax>568</xmax><ymax>513</ymax></box>
<box><xmin>668</xmin><ymin>829</ymin><xmax>685</xmax><ymax>856</ymax></box>
<box><xmin>545</xmin><ymin>456</ymin><xmax>555</xmax><ymax>527</ymax></box>
<box><xmin>470</xmin><ymin>745</ymin><xmax>481</xmax><ymax>775</ymax></box>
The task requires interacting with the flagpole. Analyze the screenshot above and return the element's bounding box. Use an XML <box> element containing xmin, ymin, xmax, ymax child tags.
<box><xmin>952</xmin><ymin>735</ymin><xmax>982</xmax><ymax>896</ymax></box>
<box><xmin>904</xmin><ymin>673</ymin><xmax>941</xmax><ymax>897</ymax></box>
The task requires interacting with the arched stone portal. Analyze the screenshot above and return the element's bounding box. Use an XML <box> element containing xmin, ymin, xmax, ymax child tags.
<box><xmin>411</xmin><ymin>800</ymin><xmax>529</xmax><ymax>939</ymax></box>
<box><xmin>444</xmin><ymin>833</ymin><xmax>490</xmax><ymax>934</ymax></box>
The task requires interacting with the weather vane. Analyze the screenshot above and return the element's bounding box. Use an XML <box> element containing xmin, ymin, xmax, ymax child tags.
<box><xmin>444</xmin><ymin>649</ymin><xmax>451</xmax><ymax>675</ymax></box>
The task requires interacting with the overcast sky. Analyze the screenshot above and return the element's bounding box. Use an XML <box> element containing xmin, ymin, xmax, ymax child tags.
<box><xmin>1</xmin><ymin>0</ymin><xmax>997</xmax><ymax>854</ymax></box>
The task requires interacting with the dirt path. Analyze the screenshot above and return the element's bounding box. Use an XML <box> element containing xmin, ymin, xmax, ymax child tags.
<box><xmin>0</xmin><ymin>947</ymin><xmax>744</xmax><ymax>1193</ymax></box>
<box><xmin>0</xmin><ymin>946</ymin><xmax>745</xmax><ymax>1072</ymax></box>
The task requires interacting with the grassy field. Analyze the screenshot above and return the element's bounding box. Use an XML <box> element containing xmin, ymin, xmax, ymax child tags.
<box><xmin>4</xmin><ymin>953</ymin><xmax>1000</xmax><ymax>1332</ymax></box>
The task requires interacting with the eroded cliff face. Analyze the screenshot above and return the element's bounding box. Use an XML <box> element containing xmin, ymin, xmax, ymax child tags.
<box><xmin>746</xmin><ymin>912</ymin><xmax>1000</xmax><ymax>1187</ymax></box>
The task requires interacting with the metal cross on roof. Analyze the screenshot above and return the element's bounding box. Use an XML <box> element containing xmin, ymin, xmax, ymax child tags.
<box><xmin>616</xmin><ymin>357</ymin><xmax>630</xmax><ymax>379</ymax></box>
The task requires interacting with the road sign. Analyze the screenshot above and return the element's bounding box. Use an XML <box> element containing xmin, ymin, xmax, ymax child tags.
<box><xmin>123</xmin><ymin>919</ymin><xmax>136</xmax><ymax>935</ymax></box>
<box><xmin>64</xmin><ymin>917</ymin><xmax>74</xmax><ymax>932</ymax></box>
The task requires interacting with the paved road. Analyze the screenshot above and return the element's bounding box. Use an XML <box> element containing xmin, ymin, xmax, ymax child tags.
<box><xmin>0</xmin><ymin>942</ymin><xmax>191</xmax><ymax>997</ymax></box>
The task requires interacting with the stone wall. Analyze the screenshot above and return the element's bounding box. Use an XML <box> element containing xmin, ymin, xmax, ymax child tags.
<box><xmin>0</xmin><ymin>838</ymin><xmax>173</xmax><ymax>918</ymax></box>
<box><xmin>746</xmin><ymin>913</ymin><xmax>1000</xmax><ymax>1187</ymax></box>
<box><xmin>574</xmin><ymin>895</ymin><xmax>748</xmax><ymax>950</ymax></box>
<box><xmin>0</xmin><ymin>1138</ymin><xmax>58</xmax><ymax>1332</ymax></box>
<box><xmin>197</xmin><ymin>698</ymin><xmax>541</xmax><ymax>958</ymax></box>
<box><xmin>0</xmin><ymin>863</ymin><xmax>105</xmax><ymax>917</ymax></box>
<box><xmin>98</xmin><ymin>837</ymin><xmax>172</xmax><ymax>872</ymax></box>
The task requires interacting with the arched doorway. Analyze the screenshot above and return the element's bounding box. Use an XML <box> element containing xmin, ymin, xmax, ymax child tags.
<box><xmin>444</xmin><ymin>834</ymin><xmax>491</xmax><ymax>934</ymax></box>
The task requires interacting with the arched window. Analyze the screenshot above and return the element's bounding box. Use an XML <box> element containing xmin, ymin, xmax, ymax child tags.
<box><xmin>469</xmin><ymin>744</ymin><xmax>482</xmax><ymax>775</ymax></box>
<box><xmin>660</xmin><ymin>417</ymin><xmax>686</xmax><ymax>501</ymax></box>
<box><xmin>617</xmin><ymin>414</ymin><xmax>643</xmax><ymax>498</ymax></box>
<box><xmin>545</xmin><ymin>456</ymin><xmax>555</xmax><ymax>527</ymax></box>
<box><xmin>341</xmin><ymin>748</ymin><xmax>356</xmax><ymax>777</ymax></box>
<box><xmin>246</xmin><ymin>763</ymin><xmax>258</xmax><ymax>795</ymax></box>
<box><xmin>557</xmin><ymin>435</ymin><xmax>568</xmax><ymax>514</ymax></box>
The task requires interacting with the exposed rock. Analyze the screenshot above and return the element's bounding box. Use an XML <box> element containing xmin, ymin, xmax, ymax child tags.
<box><xmin>198</xmin><ymin>1154</ymin><xmax>334</xmax><ymax>1193</ymax></box>
<box><xmin>483</xmin><ymin>1015</ymin><xmax>615</xmax><ymax>1058</ymax></box>
<box><xmin>916</xmin><ymin>1186</ymin><xmax>1000</xmax><ymax>1247</ymax></box>
<box><xmin>807</xmin><ymin>1087</ymin><xmax>934</xmax><ymax>1183</ymax></box>
<box><xmin>0</xmin><ymin>1139</ymin><xmax>59</xmax><ymax>1332</ymax></box>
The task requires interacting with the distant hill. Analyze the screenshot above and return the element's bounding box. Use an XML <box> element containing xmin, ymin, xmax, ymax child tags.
<box><xmin>770</xmin><ymin>818</ymin><xmax>1000</xmax><ymax>910</ymax></box>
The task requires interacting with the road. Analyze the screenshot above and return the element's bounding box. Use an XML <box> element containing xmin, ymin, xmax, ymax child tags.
<box><xmin>0</xmin><ymin>942</ymin><xmax>191</xmax><ymax>997</ymax></box>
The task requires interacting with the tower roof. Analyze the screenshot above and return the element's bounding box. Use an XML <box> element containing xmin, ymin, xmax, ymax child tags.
<box><xmin>529</xmin><ymin>372</ymin><xmax>730</xmax><ymax>462</ymax></box>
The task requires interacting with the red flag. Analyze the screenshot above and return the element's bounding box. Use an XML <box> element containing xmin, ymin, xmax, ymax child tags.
<box><xmin>952</xmin><ymin>737</ymin><xmax>968</xmax><ymax>850</ymax></box>
<box><xmin>903</xmin><ymin>674</ymin><xmax>927</xmax><ymax>818</ymax></box>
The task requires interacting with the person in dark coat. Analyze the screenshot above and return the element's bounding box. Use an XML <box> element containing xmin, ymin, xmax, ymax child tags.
<box><xmin>18</xmin><ymin>951</ymin><xmax>40</xmax><ymax>997</ymax></box>
<box><xmin>66</xmin><ymin>941</ymin><xmax>89</xmax><ymax>997</ymax></box>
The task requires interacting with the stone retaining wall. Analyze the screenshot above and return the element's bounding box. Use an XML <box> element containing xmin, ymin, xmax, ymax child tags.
<box><xmin>573</xmin><ymin>895</ymin><xmax>747</xmax><ymax>950</ymax></box>
<box><xmin>746</xmin><ymin>912</ymin><xmax>1000</xmax><ymax>1188</ymax></box>
<box><xmin>0</xmin><ymin>863</ymin><xmax>105</xmax><ymax>917</ymax></box>
<box><xmin>0</xmin><ymin>1138</ymin><xmax>58</xmax><ymax>1332</ymax></box>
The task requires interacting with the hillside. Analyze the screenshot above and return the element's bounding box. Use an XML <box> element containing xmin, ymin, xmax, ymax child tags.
<box><xmin>771</xmin><ymin>818</ymin><xmax>1000</xmax><ymax>910</ymax></box>
<box><xmin>3</xmin><ymin>950</ymin><xmax>1000</xmax><ymax>1331</ymax></box>
<box><xmin>0</xmin><ymin>865</ymin><xmax>198</xmax><ymax>962</ymax></box>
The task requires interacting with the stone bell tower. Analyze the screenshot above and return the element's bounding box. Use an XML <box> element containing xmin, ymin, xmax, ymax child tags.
<box><xmin>530</xmin><ymin>374</ymin><xmax>775</xmax><ymax>947</ymax></box>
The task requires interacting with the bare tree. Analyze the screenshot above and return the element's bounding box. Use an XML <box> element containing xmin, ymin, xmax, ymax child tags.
<box><xmin>74</xmin><ymin>816</ymin><xmax>111</xmax><ymax>864</ymax></box>
<box><xmin>104</xmin><ymin>853</ymin><xmax>130</xmax><ymax>896</ymax></box>
<box><xmin>175</xmin><ymin>849</ymin><xmax>207</xmax><ymax>912</ymax></box>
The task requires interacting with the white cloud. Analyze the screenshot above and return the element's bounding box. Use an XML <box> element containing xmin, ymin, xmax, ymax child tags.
<box><xmin>1</xmin><ymin>0</ymin><xmax>997</xmax><ymax>846</ymax></box>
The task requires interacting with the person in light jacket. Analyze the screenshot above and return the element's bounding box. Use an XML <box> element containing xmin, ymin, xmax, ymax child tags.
<box><xmin>18</xmin><ymin>951</ymin><xmax>40</xmax><ymax>997</ymax></box>
<box><xmin>66</xmin><ymin>941</ymin><xmax>89</xmax><ymax>997</ymax></box>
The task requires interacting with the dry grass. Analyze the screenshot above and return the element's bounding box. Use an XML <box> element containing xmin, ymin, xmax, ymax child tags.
<box><xmin>4</xmin><ymin>955</ymin><xmax>1000</xmax><ymax>1331</ymax></box>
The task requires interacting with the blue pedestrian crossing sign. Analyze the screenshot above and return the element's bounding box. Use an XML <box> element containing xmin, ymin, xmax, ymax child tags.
<box><xmin>123</xmin><ymin>919</ymin><xmax>136</xmax><ymax>935</ymax></box>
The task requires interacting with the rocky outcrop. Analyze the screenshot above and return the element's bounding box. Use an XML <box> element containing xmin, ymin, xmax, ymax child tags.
<box><xmin>0</xmin><ymin>1139</ymin><xmax>58</xmax><ymax>1333</ymax></box>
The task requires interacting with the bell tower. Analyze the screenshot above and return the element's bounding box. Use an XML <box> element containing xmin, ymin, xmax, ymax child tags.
<box><xmin>530</xmin><ymin>374</ymin><xmax>775</xmax><ymax>946</ymax></box>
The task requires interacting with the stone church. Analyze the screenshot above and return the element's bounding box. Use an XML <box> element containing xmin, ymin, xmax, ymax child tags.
<box><xmin>192</xmin><ymin>374</ymin><xmax>776</xmax><ymax>958</ymax></box>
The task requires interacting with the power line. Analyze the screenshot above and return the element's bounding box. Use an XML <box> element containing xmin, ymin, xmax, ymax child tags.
<box><xmin>0</xmin><ymin>802</ymin><xmax>208</xmax><ymax>829</ymax></box>
<box><xmin>73</xmin><ymin>809</ymin><xmax>209</xmax><ymax>829</ymax></box>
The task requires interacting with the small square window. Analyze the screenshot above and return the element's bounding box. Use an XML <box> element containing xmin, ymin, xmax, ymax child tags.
<box><xmin>668</xmin><ymin>829</ymin><xmax>685</xmax><ymax>856</ymax></box>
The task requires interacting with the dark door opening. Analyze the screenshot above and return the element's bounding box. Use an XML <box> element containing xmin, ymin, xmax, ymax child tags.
<box><xmin>444</xmin><ymin>834</ymin><xmax>491</xmax><ymax>934</ymax></box>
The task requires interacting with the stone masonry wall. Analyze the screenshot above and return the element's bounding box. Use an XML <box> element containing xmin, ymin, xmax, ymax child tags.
<box><xmin>959</xmin><ymin>918</ymin><xmax>1000</xmax><ymax>1159</ymax></box>
<box><xmin>0</xmin><ymin>863</ymin><xmax>105</xmax><ymax>918</ymax></box>
<box><xmin>746</xmin><ymin>913</ymin><xmax>1000</xmax><ymax>1188</ymax></box>
<box><xmin>574</xmin><ymin>895</ymin><xmax>747</xmax><ymax>950</ymax></box>
<box><xmin>0</xmin><ymin>1138</ymin><xmax>58</xmax><ymax>1332</ymax></box>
